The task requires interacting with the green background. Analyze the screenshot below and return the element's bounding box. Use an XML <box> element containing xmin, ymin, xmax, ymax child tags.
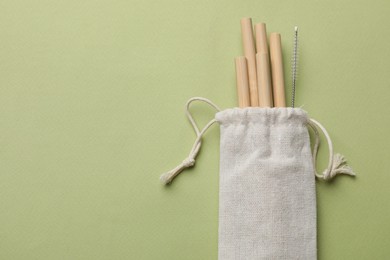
<box><xmin>1</xmin><ymin>0</ymin><xmax>389</xmax><ymax>259</ymax></box>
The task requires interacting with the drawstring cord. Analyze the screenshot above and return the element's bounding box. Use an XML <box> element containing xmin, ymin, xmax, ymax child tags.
<box><xmin>160</xmin><ymin>97</ymin><xmax>221</xmax><ymax>184</ymax></box>
<box><xmin>308</xmin><ymin>118</ymin><xmax>356</xmax><ymax>181</ymax></box>
<box><xmin>160</xmin><ymin>96</ymin><xmax>355</xmax><ymax>184</ymax></box>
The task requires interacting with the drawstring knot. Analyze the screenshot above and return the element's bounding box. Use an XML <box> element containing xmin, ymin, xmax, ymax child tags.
<box><xmin>322</xmin><ymin>153</ymin><xmax>355</xmax><ymax>181</ymax></box>
<box><xmin>160</xmin><ymin>157</ymin><xmax>196</xmax><ymax>185</ymax></box>
<box><xmin>308</xmin><ymin>118</ymin><xmax>356</xmax><ymax>181</ymax></box>
<box><xmin>160</xmin><ymin>97</ymin><xmax>221</xmax><ymax>185</ymax></box>
<box><xmin>182</xmin><ymin>158</ymin><xmax>195</xmax><ymax>167</ymax></box>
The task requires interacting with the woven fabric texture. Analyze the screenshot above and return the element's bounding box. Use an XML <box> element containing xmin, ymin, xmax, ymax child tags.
<box><xmin>216</xmin><ymin>108</ymin><xmax>316</xmax><ymax>260</ymax></box>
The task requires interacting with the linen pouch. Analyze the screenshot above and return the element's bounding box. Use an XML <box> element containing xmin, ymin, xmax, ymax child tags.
<box><xmin>160</xmin><ymin>97</ymin><xmax>355</xmax><ymax>259</ymax></box>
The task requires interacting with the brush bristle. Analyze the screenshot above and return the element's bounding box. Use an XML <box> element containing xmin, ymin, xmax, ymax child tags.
<box><xmin>291</xmin><ymin>26</ymin><xmax>299</xmax><ymax>108</ymax></box>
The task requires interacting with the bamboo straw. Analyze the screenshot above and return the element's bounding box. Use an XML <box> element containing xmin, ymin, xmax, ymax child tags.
<box><xmin>254</xmin><ymin>23</ymin><xmax>273</xmax><ymax>107</ymax></box>
<box><xmin>256</xmin><ymin>53</ymin><xmax>273</xmax><ymax>107</ymax></box>
<box><xmin>240</xmin><ymin>18</ymin><xmax>259</xmax><ymax>106</ymax></box>
<box><xmin>255</xmin><ymin>23</ymin><xmax>268</xmax><ymax>54</ymax></box>
<box><xmin>269</xmin><ymin>33</ymin><xmax>286</xmax><ymax>107</ymax></box>
<box><xmin>235</xmin><ymin>57</ymin><xmax>251</xmax><ymax>108</ymax></box>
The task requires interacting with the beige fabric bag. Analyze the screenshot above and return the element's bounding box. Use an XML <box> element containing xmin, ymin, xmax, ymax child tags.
<box><xmin>217</xmin><ymin>107</ymin><xmax>316</xmax><ymax>259</ymax></box>
<box><xmin>160</xmin><ymin>97</ymin><xmax>355</xmax><ymax>260</ymax></box>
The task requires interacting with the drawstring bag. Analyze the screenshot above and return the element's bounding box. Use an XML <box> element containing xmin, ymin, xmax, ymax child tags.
<box><xmin>160</xmin><ymin>97</ymin><xmax>355</xmax><ymax>259</ymax></box>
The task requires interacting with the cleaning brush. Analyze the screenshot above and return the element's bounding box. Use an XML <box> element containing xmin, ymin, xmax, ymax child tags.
<box><xmin>291</xmin><ymin>26</ymin><xmax>299</xmax><ymax>108</ymax></box>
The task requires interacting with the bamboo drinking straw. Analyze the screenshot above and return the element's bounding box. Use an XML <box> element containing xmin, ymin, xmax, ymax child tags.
<box><xmin>255</xmin><ymin>23</ymin><xmax>268</xmax><ymax>54</ymax></box>
<box><xmin>235</xmin><ymin>57</ymin><xmax>251</xmax><ymax>107</ymax></box>
<box><xmin>256</xmin><ymin>53</ymin><xmax>273</xmax><ymax>107</ymax></box>
<box><xmin>240</xmin><ymin>18</ymin><xmax>259</xmax><ymax>106</ymax></box>
<box><xmin>269</xmin><ymin>33</ymin><xmax>286</xmax><ymax>107</ymax></box>
<box><xmin>255</xmin><ymin>23</ymin><xmax>273</xmax><ymax>107</ymax></box>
